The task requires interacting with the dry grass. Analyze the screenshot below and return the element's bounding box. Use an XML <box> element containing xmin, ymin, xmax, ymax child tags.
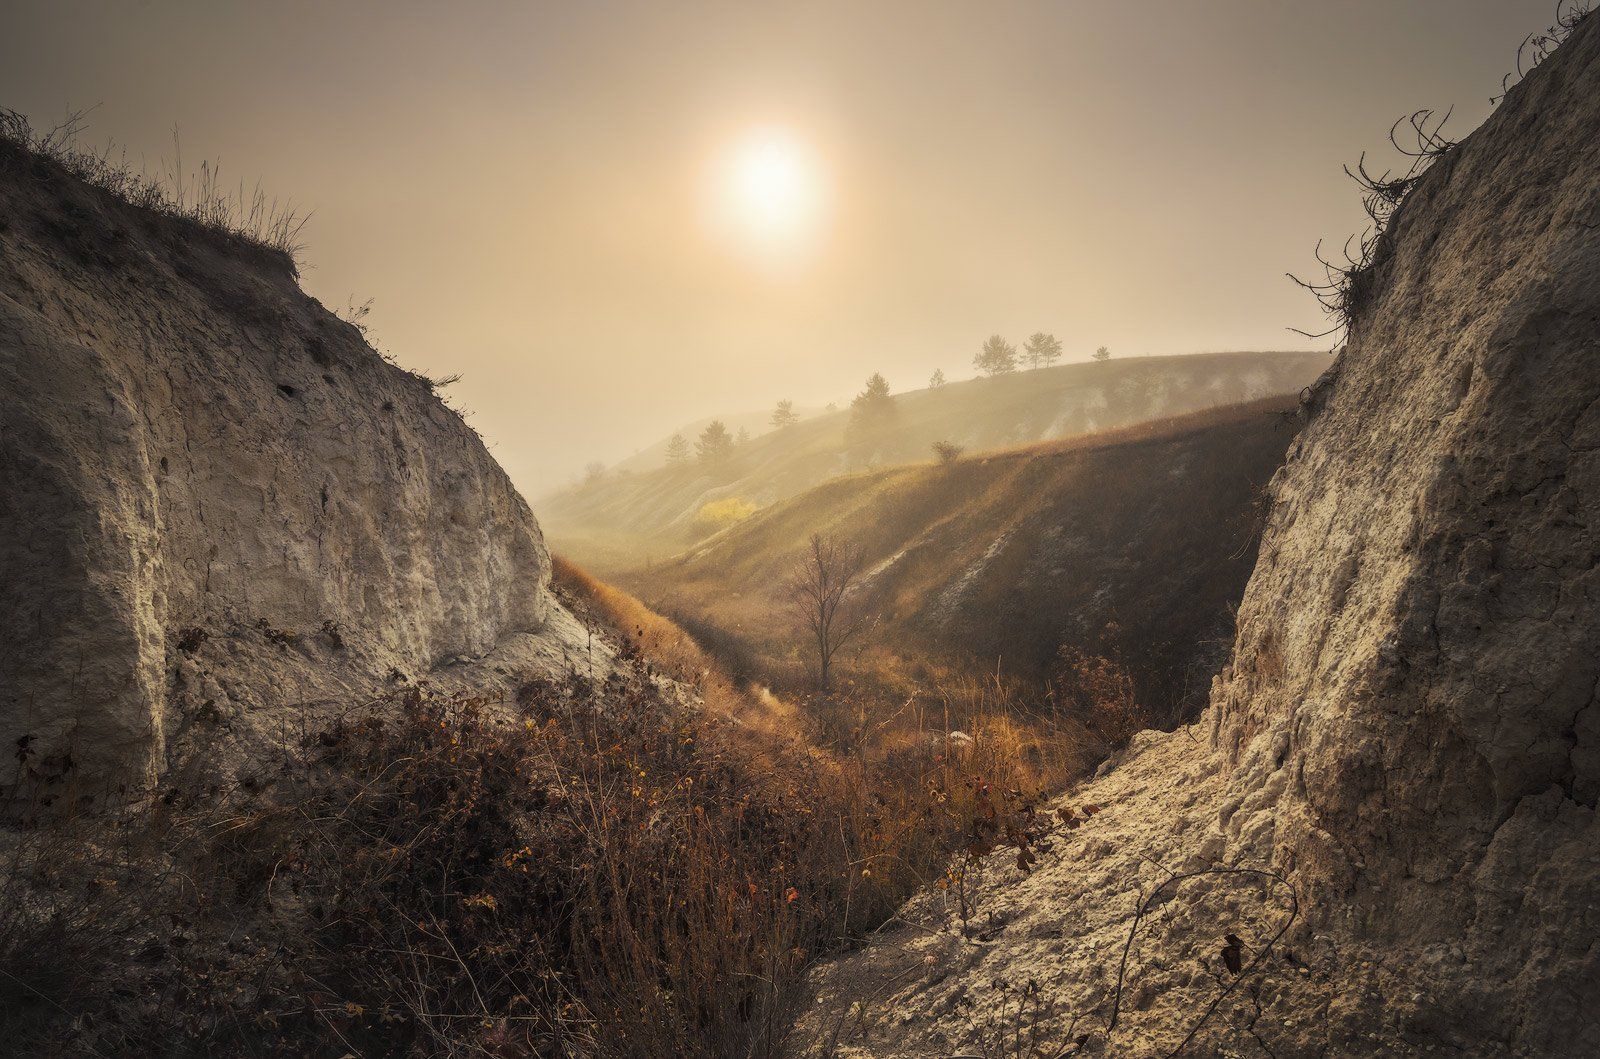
<box><xmin>553</xmin><ymin>555</ymin><xmax>807</xmax><ymax>744</ymax></box>
<box><xmin>0</xmin><ymin>672</ymin><xmax>839</xmax><ymax>1056</ymax></box>
<box><xmin>0</xmin><ymin>565</ymin><xmax>1152</xmax><ymax>1057</ymax></box>
<box><xmin>623</xmin><ymin>396</ymin><xmax>1298</xmax><ymax>720</ymax></box>
<box><xmin>0</xmin><ymin>107</ymin><xmax>309</xmax><ymax>267</ymax></box>
<box><xmin>1289</xmin><ymin>3</ymin><xmax>1593</xmax><ymax>349</ymax></box>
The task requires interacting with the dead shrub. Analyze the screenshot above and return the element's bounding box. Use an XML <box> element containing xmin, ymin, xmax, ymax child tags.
<box><xmin>1048</xmin><ymin>646</ymin><xmax>1157</xmax><ymax>769</ymax></box>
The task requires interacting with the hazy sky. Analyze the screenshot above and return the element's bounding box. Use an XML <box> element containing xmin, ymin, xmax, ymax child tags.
<box><xmin>0</xmin><ymin>1</ymin><xmax>1568</xmax><ymax>494</ymax></box>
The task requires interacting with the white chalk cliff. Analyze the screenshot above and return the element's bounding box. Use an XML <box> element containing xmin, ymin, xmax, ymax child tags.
<box><xmin>794</xmin><ymin>12</ymin><xmax>1600</xmax><ymax>1057</ymax></box>
<box><xmin>0</xmin><ymin>140</ymin><xmax>590</xmax><ymax>803</ymax></box>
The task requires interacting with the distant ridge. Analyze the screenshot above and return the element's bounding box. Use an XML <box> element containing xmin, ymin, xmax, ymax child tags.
<box><xmin>539</xmin><ymin>349</ymin><xmax>1325</xmax><ymax>569</ymax></box>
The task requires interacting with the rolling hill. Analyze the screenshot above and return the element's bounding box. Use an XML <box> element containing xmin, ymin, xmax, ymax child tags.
<box><xmin>618</xmin><ymin>394</ymin><xmax>1310</xmax><ymax>718</ymax></box>
<box><xmin>536</xmin><ymin>350</ymin><xmax>1326</xmax><ymax>568</ymax></box>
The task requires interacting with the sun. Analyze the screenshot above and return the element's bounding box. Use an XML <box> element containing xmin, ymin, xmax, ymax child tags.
<box><xmin>708</xmin><ymin>127</ymin><xmax>827</xmax><ymax>264</ymax></box>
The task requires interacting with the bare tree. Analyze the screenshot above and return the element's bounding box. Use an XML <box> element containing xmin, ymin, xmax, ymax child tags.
<box><xmin>786</xmin><ymin>533</ymin><xmax>869</xmax><ymax>690</ymax></box>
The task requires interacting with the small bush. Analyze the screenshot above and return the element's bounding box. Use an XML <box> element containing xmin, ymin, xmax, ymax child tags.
<box><xmin>1</xmin><ymin>671</ymin><xmax>849</xmax><ymax>1056</ymax></box>
<box><xmin>1048</xmin><ymin>646</ymin><xmax>1154</xmax><ymax>767</ymax></box>
<box><xmin>694</xmin><ymin>496</ymin><xmax>760</xmax><ymax>533</ymax></box>
<box><xmin>932</xmin><ymin>440</ymin><xmax>964</xmax><ymax>464</ymax></box>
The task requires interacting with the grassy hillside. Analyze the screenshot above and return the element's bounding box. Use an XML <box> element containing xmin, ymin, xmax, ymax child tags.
<box><xmin>608</xmin><ymin>404</ymin><xmax>827</xmax><ymax>477</ymax></box>
<box><xmin>620</xmin><ymin>395</ymin><xmax>1306</xmax><ymax>721</ymax></box>
<box><xmin>537</xmin><ymin>350</ymin><xmax>1326</xmax><ymax>568</ymax></box>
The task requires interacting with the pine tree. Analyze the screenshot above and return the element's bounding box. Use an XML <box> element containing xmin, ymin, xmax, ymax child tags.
<box><xmin>1023</xmin><ymin>332</ymin><xmax>1063</xmax><ymax>370</ymax></box>
<box><xmin>850</xmin><ymin>373</ymin><xmax>895</xmax><ymax>421</ymax></box>
<box><xmin>974</xmin><ymin>335</ymin><xmax>1018</xmax><ymax>377</ymax></box>
<box><xmin>771</xmin><ymin>399</ymin><xmax>799</xmax><ymax>428</ymax></box>
<box><xmin>666</xmin><ymin>433</ymin><xmax>690</xmax><ymax>465</ymax></box>
<box><xmin>736</xmin><ymin>427</ymin><xmax>751</xmax><ymax>445</ymax></box>
<box><xmin>695</xmin><ymin>420</ymin><xmax>735</xmax><ymax>464</ymax></box>
<box><xmin>929</xmin><ymin>368</ymin><xmax>946</xmax><ymax>389</ymax></box>
<box><xmin>1092</xmin><ymin>345</ymin><xmax>1111</xmax><ymax>362</ymax></box>
<box><xmin>847</xmin><ymin>372</ymin><xmax>897</xmax><ymax>453</ymax></box>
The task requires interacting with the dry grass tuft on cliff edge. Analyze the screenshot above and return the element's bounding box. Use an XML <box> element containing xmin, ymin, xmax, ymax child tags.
<box><xmin>0</xmin><ymin>108</ymin><xmax>309</xmax><ymax>268</ymax></box>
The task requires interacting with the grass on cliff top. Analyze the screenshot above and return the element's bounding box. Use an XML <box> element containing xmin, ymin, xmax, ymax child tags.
<box><xmin>0</xmin><ymin>107</ymin><xmax>308</xmax><ymax>269</ymax></box>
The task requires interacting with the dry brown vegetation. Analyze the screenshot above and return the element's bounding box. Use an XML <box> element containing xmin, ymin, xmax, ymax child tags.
<box><xmin>0</xmin><ymin>562</ymin><xmax>1144</xmax><ymax>1057</ymax></box>
<box><xmin>622</xmin><ymin>397</ymin><xmax>1302</xmax><ymax>721</ymax></box>
<box><xmin>0</xmin><ymin>108</ymin><xmax>308</xmax><ymax>268</ymax></box>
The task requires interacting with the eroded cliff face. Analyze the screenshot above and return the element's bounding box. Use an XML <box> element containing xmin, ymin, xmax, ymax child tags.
<box><xmin>0</xmin><ymin>145</ymin><xmax>590</xmax><ymax>803</ymax></box>
<box><xmin>1208</xmin><ymin>6</ymin><xmax>1600</xmax><ymax>1046</ymax></box>
<box><xmin>794</xmin><ymin>14</ymin><xmax>1600</xmax><ymax>1057</ymax></box>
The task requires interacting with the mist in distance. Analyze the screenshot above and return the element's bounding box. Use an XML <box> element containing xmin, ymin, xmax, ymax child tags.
<box><xmin>0</xmin><ymin>0</ymin><xmax>1563</xmax><ymax>492</ymax></box>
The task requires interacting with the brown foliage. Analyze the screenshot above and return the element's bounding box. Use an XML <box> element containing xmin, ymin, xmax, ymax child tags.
<box><xmin>0</xmin><ymin>561</ymin><xmax>1159</xmax><ymax>1057</ymax></box>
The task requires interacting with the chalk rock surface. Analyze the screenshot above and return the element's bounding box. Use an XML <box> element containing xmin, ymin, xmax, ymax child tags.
<box><xmin>793</xmin><ymin>13</ymin><xmax>1600</xmax><ymax>1057</ymax></box>
<box><xmin>0</xmin><ymin>141</ymin><xmax>592</xmax><ymax>801</ymax></box>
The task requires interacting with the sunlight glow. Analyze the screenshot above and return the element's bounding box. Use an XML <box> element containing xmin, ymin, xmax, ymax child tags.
<box><xmin>708</xmin><ymin>127</ymin><xmax>828</xmax><ymax>267</ymax></box>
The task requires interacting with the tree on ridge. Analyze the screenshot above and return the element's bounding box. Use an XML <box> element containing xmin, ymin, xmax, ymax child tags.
<box><xmin>974</xmin><ymin>335</ymin><xmax>1018</xmax><ymax>377</ymax></box>
<box><xmin>696</xmin><ymin>421</ymin><xmax>735</xmax><ymax>465</ymax></box>
<box><xmin>1024</xmin><ymin>332</ymin><xmax>1063</xmax><ymax>370</ymax></box>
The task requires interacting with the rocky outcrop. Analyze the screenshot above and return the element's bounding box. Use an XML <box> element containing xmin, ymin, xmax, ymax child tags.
<box><xmin>0</xmin><ymin>142</ymin><xmax>590</xmax><ymax>803</ymax></box>
<box><xmin>794</xmin><ymin>12</ymin><xmax>1600</xmax><ymax>1057</ymax></box>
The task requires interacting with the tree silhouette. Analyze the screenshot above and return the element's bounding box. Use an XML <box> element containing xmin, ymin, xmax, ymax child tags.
<box><xmin>695</xmin><ymin>420</ymin><xmax>735</xmax><ymax>464</ymax></box>
<box><xmin>929</xmin><ymin>368</ymin><xmax>946</xmax><ymax>388</ymax></box>
<box><xmin>851</xmin><ymin>372</ymin><xmax>894</xmax><ymax>417</ymax></box>
<box><xmin>666</xmin><ymin>433</ymin><xmax>690</xmax><ymax>464</ymax></box>
<box><xmin>1092</xmin><ymin>345</ymin><xmax>1112</xmax><ymax>362</ymax></box>
<box><xmin>771</xmin><ymin>399</ymin><xmax>799</xmax><ymax>428</ymax></box>
<box><xmin>974</xmin><ymin>335</ymin><xmax>1018</xmax><ymax>377</ymax></box>
<box><xmin>786</xmin><ymin>533</ymin><xmax>868</xmax><ymax>690</ymax></box>
<box><xmin>1024</xmin><ymin>332</ymin><xmax>1063</xmax><ymax>370</ymax></box>
<box><xmin>848</xmin><ymin>372</ymin><xmax>897</xmax><ymax>447</ymax></box>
